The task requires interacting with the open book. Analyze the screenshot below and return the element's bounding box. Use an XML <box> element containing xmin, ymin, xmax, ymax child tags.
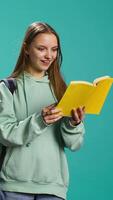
<box><xmin>56</xmin><ymin>76</ymin><xmax>113</xmax><ymax>116</ymax></box>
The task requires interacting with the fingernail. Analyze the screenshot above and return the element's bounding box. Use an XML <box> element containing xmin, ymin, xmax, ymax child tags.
<box><xmin>59</xmin><ymin>110</ymin><xmax>63</xmax><ymax>113</ymax></box>
<box><xmin>82</xmin><ymin>106</ymin><xmax>85</xmax><ymax>110</ymax></box>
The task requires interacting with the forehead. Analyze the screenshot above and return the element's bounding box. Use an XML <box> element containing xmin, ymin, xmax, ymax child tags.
<box><xmin>32</xmin><ymin>33</ymin><xmax>58</xmax><ymax>46</ymax></box>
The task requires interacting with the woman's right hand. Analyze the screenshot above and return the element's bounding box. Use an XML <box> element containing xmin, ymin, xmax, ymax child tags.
<box><xmin>42</xmin><ymin>103</ymin><xmax>63</xmax><ymax>125</ymax></box>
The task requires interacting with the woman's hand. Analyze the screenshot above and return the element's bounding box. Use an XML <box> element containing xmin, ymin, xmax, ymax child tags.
<box><xmin>42</xmin><ymin>103</ymin><xmax>63</xmax><ymax>125</ymax></box>
<box><xmin>70</xmin><ymin>106</ymin><xmax>85</xmax><ymax>126</ymax></box>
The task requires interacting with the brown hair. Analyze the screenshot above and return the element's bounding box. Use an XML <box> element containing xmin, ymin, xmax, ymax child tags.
<box><xmin>9</xmin><ymin>22</ymin><xmax>67</xmax><ymax>101</ymax></box>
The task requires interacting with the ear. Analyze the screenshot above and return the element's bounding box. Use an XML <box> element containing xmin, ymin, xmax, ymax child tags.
<box><xmin>23</xmin><ymin>42</ymin><xmax>29</xmax><ymax>55</ymax></box>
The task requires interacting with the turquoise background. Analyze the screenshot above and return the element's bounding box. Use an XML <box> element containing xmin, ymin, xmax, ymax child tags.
<box><xmin>0</xmin><ymin>0</ymin><xmax>113</xmax><ymax>199</ymax></box>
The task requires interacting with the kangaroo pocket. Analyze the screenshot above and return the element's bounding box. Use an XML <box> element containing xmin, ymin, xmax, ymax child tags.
<box><xmin>3</xmin><ymin>133</ymin><xmax>62</xmax><ymax>183</ymax></box>
<box><xmin>2</xmin><ymin>146</ymin><xmax>35</xmax><ymax>181</ymax></box>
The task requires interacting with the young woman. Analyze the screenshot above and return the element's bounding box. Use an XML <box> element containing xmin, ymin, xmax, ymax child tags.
<box><xmin>0</xmin><ymin>22</ymin><xmax>85</xmax><ymax>200</ymax></box>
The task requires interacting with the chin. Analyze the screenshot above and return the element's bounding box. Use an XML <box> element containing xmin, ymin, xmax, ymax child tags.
<box><xmin>41</xmin><ymin>65</ymin><xmax>50</xmax><ymax>70</ymax></box>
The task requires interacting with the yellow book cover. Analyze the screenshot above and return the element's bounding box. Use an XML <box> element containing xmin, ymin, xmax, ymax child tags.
<box><xmin>56</xmin><ymin>76</ymin><xmax>113</xmax><ymax>116</ymax></box>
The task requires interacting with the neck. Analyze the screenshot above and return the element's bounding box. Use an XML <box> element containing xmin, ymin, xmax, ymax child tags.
<box><xmin>24</xmin><ymin>66</ymin><xmax>46</xmax><ymax>79</ymax></box>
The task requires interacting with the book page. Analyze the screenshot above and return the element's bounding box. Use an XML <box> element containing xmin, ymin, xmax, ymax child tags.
<box><xmin>93</xmin><ymin>76</ymin><xmax>110</xmax><ymax>85</ymax></box>
<box><xmin>71</xmin><ymin>80</ymin><xmax>93</xmax><ymax>86</ymax></box>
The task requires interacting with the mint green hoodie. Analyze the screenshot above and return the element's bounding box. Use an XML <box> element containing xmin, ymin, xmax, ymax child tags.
<box><xmin>0</xmin><ymin>71</ymin><xmax>85</xmax><ymax>200</ymax></box>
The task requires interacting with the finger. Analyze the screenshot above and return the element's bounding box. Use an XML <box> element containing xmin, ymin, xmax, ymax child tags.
<box><xmin>45</xmin><ymin>115</ymin><xmax>63</xmax><ymax>124</ymax></box>
<box><xmin>47</xmin><ymin>108</ymin><xmax>62</xmax><ymax>115</ymax></box>
<box><xmin>46</xmin><ymin>103</ymin><xmax>57</xmax><ymax>109</ymax></box>
<box><xmin>82</xmin><ymin>106</ymin><xmax>85</xmax><ymax>112</ymax></box>
<box><xmin>43</xmin><ymin>103</ymin><xmax>62</xmax><ymax>115</ymax></box>
<box><xmin>76</xmin><ymin>107</ymin><xmax>84</xmax><ymax>121</ymax></box>
<box><xmin>71</xmin><ymin>109</ymin><xmax>80</xmax><ymax>123</ymax></box>
<box><xmin>45</xmin><ymin>112</ymin><xmax>63</xmax><ymax>121</ymax></box>
<box><xmin>42</xmin><ymin>103</ymin><xmax>56</xmax><ymax>114</ymax></box>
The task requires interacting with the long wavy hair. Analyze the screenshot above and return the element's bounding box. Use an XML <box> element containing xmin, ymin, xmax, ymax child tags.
<box><xmin>9</xmin><ymin>22</ymin><xmax>67</xmax><ymax>101</ymax></box>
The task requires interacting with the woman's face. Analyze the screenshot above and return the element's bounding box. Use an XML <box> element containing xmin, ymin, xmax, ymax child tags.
<box><xmin>26</xmin><ymin>33</ymin><xmax>58</xmax><ymax>77</ymax></box>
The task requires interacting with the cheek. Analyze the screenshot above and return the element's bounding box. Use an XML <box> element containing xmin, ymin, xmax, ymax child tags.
<box><xmin>53</xmin><ymin>52</ymin><xmax>57</xmax><ymax>60</ymax></box>
<box><xmin>29</xmin><ymin>50</ymin><xmax>42</xmax><ymax>60</ymax></box>
<box><xmin>35</xmin><ymin>51</ymin><xmax>46</xmax><ymax>59</ymax></box>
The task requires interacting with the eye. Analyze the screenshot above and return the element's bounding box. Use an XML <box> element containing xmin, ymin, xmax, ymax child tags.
<box><xmin>52</xmin><ymin>48</ymin><xmax>58</xmax><ymax>52</ymax></box>
<box><xmin>37</xmin><ymin>47</ymin><xmax>45</xmax><ymax>51</ymax></box>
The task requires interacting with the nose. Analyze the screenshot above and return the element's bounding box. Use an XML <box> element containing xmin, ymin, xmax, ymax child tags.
<box><xmin>45</xmin><ymin>50</ymin><xmax>52</xmax><ymax>60</ymax></box>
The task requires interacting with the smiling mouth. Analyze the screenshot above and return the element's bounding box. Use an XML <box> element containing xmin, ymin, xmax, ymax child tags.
<box><xmin>41</xmin><ymin>60</ymin><xmax>51</xmax><ymax>64</ymax></box>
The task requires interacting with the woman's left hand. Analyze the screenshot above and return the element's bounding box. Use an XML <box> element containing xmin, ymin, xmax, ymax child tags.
<box><xmin>69</xmin><ymin>106</ymin><xmax>85</xmax><ymax>126</ymax></box>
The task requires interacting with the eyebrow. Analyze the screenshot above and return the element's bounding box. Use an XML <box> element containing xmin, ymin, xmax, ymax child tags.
<box><xmin>36</xmin><ymin>45</ymin><xmax>58</xmax><ymax>48</ymax></box>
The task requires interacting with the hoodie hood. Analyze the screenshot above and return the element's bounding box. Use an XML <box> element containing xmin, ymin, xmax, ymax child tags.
<box><xmin>17</xmin><ymin>70</ymin><xmax>57</xmax><ymax>117</ymax></box>
<box><xmin>23</xmin><ymin>71</ymin><xmax>50</xmax><ymax>83</ymax></box>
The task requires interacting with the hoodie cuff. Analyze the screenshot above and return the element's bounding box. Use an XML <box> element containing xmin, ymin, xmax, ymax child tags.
<box><xmin>33</xmin><ymin>113</ymin><xmax>47</xmax><ymax>130</ymax></box>
<box><xmin>69</xmin><ymin>119</ymin><xmax>81</xmax><ymax>127</ymax></box>
<box><xmin>63</xmin><ymin>117</ymin><xmax>83</xmax><ymax>130</ymax></box>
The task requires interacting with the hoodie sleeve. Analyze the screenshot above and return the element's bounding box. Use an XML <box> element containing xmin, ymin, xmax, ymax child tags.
<box><xmin>60</xmin><ymin>117</ymin><xmax>85</xmax><ymax>151</ymax></box>
<box><xmin>0</xmin><ymin>83</ymin><xmax>48</xmax><ymax>147</ymax></box>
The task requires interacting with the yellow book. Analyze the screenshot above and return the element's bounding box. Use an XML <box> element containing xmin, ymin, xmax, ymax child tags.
<box><xmin>56</xmin><ymin>76</ymin><xmax>113</xmax><ymax>116</ymax></box>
